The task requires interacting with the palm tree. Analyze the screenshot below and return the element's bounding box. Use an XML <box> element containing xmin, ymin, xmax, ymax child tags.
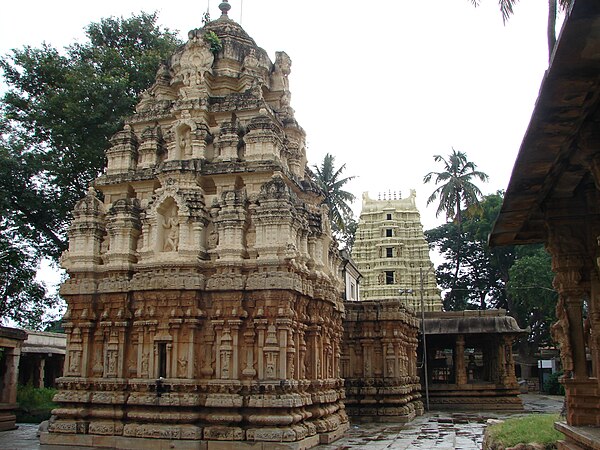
<box><xmin>469</xmin><ymin>0</ymin><xmax>572</xmax><ymax>60</ymax></box>
<box><xmin>312</xmin><ymin>153</ymin><xmax>356</xmax><ymax>235</ymax></box>
<box><xmin>423</xmin><ymin>149</ymin><xmax>489</xmax><ymax>293</ymax></box>
<box><xmin>423</xmin><ymin>149</ymin><xmax>489</xmax><ymax>226</ymax></box>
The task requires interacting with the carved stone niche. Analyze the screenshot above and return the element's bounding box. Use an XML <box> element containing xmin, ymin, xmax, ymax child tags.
<box><xmin>157</xmin><ymin>197</ymin><xmax>180</xmax><ymax>254</ymax></box>
<box><xmin>169</xmin><ymin>119</ymin><xmax>211</xmax><ymax>161</ymax></box>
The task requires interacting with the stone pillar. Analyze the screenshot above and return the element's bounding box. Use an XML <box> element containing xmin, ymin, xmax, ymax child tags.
<box><xmin>553</xmin><ymin>267</ymin><xmax>588</xmax><ymax>379</ymax></box>
<box><xmin>497</xmin><ymin>337</ymin><xmax>507</xmax><ymax>384</ymax></box>
<box><xmin>455</xmin><ymin>334</ymin><xmax>467</xmax><ymax>386</ymax></box>
<box><xmin>504</xmin><ymin>335</ymin><xmax>517</xmax><ymax>385</ymax></box>
<box><xmin>35</xmin><ymin>357</ymin><xmax>46</xmax><ymax>389</ymax></box>
<box><xmin>589</xmin><ymin>272</ymin><xmax>600</xmax><ymax>381</ymax></box>
<box><xmin>546</xmin><ymin>221</ymin><xmax>589</xmax><ymax>380</ymax></box>
<box><xmin>1</xmin><ymin>348</ymin><xmax>20</xmax><ymax>404</ymax></box>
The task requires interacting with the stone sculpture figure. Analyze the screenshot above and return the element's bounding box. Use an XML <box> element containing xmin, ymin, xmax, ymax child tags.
<box><xmin>163</xmin><ymin>215</ymin><xmax>179</xmax><ymax>252</ymax></box>
<box><xmin>551</xmin><ymin>296</ymin><xmax>574</xmax><ymax>374</ymax></box>
<box><xmin>141</xmin><ymin>353</ymin><xmax>149</xmax><ymax>376</ymax></box>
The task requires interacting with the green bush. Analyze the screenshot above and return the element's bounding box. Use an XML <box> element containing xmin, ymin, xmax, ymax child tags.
<box><xmin>544</xmin><ymin>371</ymin><xmax>565</xmax><ymax>395</ymax></box>
<box><xmin>486</xmin><ymin>414</ymin><xmax>563</xmax><ymax>449</ymax></box>
<box><xmin>16</xmin><ymin>385</ymin><xmax>57</xmax><ymax>423</ymax></box>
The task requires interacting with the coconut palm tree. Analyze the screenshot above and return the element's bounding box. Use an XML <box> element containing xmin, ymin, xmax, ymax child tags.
<box><xmin>423</xmin><ymin>149</ymin><xmax>489</xmax><ymax>293</ymax></box>
<box><xmin>312</xmin><ymin>153</ymin><xmax>356</xmax><ymax>235</ymax></box>
<box><xmin>469</xmin><ymin>0</ymin><xmax>573</xmax><ymax>60</ymax></box>
<box><xmin>424</xmin><ymin>149</ymin><xmax>489</xmax><ymax>226</ymax></box>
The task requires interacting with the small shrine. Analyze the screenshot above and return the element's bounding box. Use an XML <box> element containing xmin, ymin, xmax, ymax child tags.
<box><xmin>42</xmin><ymin>2</ymin><xmax>348</xmax><ymax>448</ymax></box>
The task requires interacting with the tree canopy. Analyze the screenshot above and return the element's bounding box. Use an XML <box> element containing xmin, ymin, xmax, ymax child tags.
<box><xmin>426</xmin><ymin>192</ymin><xmax>556</xmax><ymax>354</ymax></box>
<box><xmin>0</xmin><ymin>12</ymin><xmax>180</xmax><ymax>328</ymax></box>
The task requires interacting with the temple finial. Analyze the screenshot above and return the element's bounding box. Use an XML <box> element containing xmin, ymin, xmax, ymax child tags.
<box><xmin>219</xmin><ymin>0</ymin><xmax>231</xmax><ymax>17</ymax></box>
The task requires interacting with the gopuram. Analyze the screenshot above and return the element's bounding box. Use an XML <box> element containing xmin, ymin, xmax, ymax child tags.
<box><xmin>41</xmin><ymin>2</ymin><xmax>349</xmax><ymax>448</ymax></box>
<box><xmin>349</xmin><ymin>192</ymin><xmax>524</xmax><ymax>413</ymax></box>
<box><xmin>351</xmin><ymin>191</ymin><xmax>442</xmax><ymax>311</ymax></box>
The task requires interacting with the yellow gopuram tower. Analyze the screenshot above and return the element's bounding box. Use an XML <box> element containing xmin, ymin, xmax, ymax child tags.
<box><xmin>351</xmin><ymin>191</ymin><xmax>442</xmax><ymax>311</ymax></box>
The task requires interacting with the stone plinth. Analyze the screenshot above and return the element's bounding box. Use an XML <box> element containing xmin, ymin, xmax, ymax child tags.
<box><xmin>342</xmin><ymin>299</ymin><xmax>423</xmax><ymax>422</ymax></box>
<box><xmin>44</xmin><ymin>9</ymin><xmax>347</xmax><ymax>449</ymax></box>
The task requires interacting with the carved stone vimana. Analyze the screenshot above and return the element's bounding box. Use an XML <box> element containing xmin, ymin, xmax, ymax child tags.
<box><xmin>352</xmin><ymin>191</ymin><xmax>443</xmax><ymax>311</ymax></box>
<box><xmin>43</xmin><ymin>4</ymin><xmax>348</xmax><ymax>449</ymax></box>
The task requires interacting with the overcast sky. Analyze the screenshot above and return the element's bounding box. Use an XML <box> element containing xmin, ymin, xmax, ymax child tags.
<box><xmin>0</xmin><ymin>1</ymin><xmax>558</xmax><ymax>291</ymax></box>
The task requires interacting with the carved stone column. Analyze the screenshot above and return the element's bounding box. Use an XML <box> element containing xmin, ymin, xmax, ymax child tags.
<box><xmin>455</xmin><ymin>335</ymin><xmax>467</xmax><ymax>386</ymax></box>
<box><xmin>547</xmin><ymin>222</ymin><xmax>589</xmax><ymax>380</ymax></box>
<box><xmin>589</xmin><ymin>272</ymin><xmax>600</xmax><ymax>380</ymax></box>
<box><xmin>503</xmin><ymin>335</ymin><xmax>517</xmax><ymax>386</ymax></box>
<box><xmin>553</xmin><ymin>268</ymin><xmax>588</xmax><ymax>379</ymax></box>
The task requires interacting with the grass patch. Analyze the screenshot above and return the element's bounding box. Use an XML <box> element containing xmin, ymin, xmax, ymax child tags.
<box><xmin>486</xmin><ymin>414</ymin><xmax>563</xmax><ymax>449</ymax></box>
<box><xmin>16</xmin><ymin>385</ymin><xmax>58</xmax><ymax>423</ymax></box>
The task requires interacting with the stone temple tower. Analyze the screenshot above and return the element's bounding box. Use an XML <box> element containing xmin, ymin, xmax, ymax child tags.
<box><xmin>352</xmin><ymin>191</ymin><xmax>442</xmax><ymax>311</ymax></box>
<box><xmin>43</xmin><ymin>3</ymin><xmax>348</xmax><ymax>448</ymax></box>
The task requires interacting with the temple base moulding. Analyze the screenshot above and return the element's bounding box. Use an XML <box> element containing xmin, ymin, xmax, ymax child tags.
<box><xmin>555</xmin><ymin>421</ymin><xmax>600</xmax><ymax>450</ymax></box>
<box><xmin>563</xmin><ymin>378</ymin><xmax>600</xmax><ymax>427</ymax></box>
<box><xmin>40</xmin><ymin>424</ymin><xmax>349</xmax><ymax>450</ymax></box>
<box><xmin>0</xmin><ymin>403</ymin><xmax>19</xmax><ymax>432</ymax></box>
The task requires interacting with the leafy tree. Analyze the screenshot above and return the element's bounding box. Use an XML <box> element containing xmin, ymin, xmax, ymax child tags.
<box><xmin>469</xmin><ymin>0</ymin><xmax>572</xmax><ymax>59</ymax></box>
<box><xmin>0</xmin><ymin>12</ymin><xmax>181</xmax><ymax>327</ymax></box>
<box><xmin>426</xmin><ymin>192</ymin><xmax>556</xmax><ymax>362</ymax></box>
<box><xmin>423</xmin><ymin>149</ymin><xmax>489</xmax><ymax>294</ymax></box>
<box><xmin>426</xmin><ymin>193</ymin><xmax>511</xmax><ymax>311</ymax></box>
<box><xmin>312</xmin><ymin>153</ymin><xmax>357</xmax><ymax>240</ymax></box>
<box><xmin>336</xmin><ymin>217</ymin><xmax>358</xmax><ymax>252</ymax></box>
<box><xmin>507</xmin><ymin>246</ymin><xmax>557</xmax><ymax>355</ymax></box>
<box><xmin>0</xmin><ymin>227</ymin><xmax>58</xmax><ymax>330</ymax></box>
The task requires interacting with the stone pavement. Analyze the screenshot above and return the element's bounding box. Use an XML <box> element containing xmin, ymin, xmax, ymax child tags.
<box><xmin>0</xmin><ymin>395</ymin><xmax>564</xmax><ymax>450</ymax></box>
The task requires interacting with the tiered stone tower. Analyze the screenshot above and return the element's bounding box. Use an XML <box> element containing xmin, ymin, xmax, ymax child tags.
<box><xmin>352</xmin><ymin>191</ymin><xmax>442</xmax><ymax>311</ymax></box>
<box><xmin>43</xmin><ymin>3</ymin><xmax>348</xmax><ymax>448</ymax></box>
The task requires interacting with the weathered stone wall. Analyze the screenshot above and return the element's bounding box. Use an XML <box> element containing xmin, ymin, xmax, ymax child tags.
<box><xmin>342</xmin><ymin>299</ymin><xmax>423</xmax><ymax>422</ymax></box>
<box><xmin>43</xmin><ymin>8</ymin><xmax>347</xmax><ymax>449</ymax></box>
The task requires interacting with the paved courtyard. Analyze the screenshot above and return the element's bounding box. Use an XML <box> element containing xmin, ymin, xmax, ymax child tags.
<box><xmin>0</xmin><ymin>394</ymin><xmax>563</xmax><ymax>450</ymax></box>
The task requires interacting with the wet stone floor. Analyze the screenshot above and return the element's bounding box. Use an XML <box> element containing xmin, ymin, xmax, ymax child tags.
<box><xmin>317</xmin><ymin>413</ymin><xmax>489</xmax><ymax>450</ymax></box>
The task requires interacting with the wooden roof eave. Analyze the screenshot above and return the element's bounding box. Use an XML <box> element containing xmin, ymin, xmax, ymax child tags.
<box><xmin>489</xmin><ymin>0</ymin><xmax>600</xmax><ymax>247</ymax></box>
